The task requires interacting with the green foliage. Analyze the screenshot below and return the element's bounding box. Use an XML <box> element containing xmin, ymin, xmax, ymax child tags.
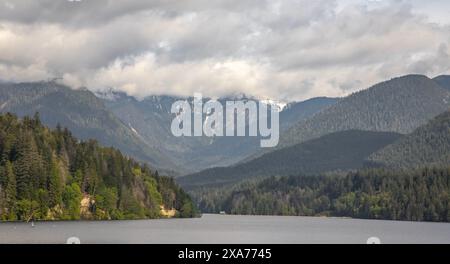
<box><xmin>0</xmin><ymin>113</ymin><xmax>196</xmax><ymax>221</ymax></box>
<box><xmin>145</xmin><ymin>177</ymin><xmax>163</xmax><ymax>217</ymax></box>
<box><xmin>179</xmin><ymin>199</ymin><xmax>195</xmax><ymax>218</ymax></box>
<box><xmin>369</xmin><ymin>110</ymin><xmax>450</xmax><ymax>169</ymax></box>
<box><xmin>16</xmin><ymin>199</ymin><xmax>39</xmax><ymax>221</ymax></box>
<box><xmin>3</xmin><ymin>161</ymin><xmax>16</xmax><ymax>208</ymax></box>
<box><xmin>37</xmin><ymin>189</ymin><xmax>49</xmax><ymax>219</ymax></box>
<box><xmin>62</xmin><ymin>183</ymin><xmax>82</xmax><ymax>220</ymax></box>
<box><xmin>119</xmin><ymin>188</ymin><xmax>145</xmax><ymax>219</ymax></box>
<box><xmin>193</xmin><ymin>167</ymin><xmax>450</xmax><ymax>222</ymax></box>
<box><xmin>48</xmin><ymin>160</ymin><xmax>62</xmax><ymax>207</ymax></box>
<box><xmin>94</xmin><ymin>186</ymin><xmax>119</xmax><ymax>219</ymax></box>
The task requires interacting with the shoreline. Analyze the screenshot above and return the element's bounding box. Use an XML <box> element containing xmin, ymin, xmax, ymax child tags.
<box><xmin>1</xmin><ymin>213</ymin><xmax>449</xmax><ymax>225</ymax></box>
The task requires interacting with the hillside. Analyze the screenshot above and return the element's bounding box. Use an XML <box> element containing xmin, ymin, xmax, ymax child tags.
<box><xmin>0</xmin><ymin>81</ymin><xmax>338</xmax><ymax>175</ymax></box>
<box><xmin>278</xmin><ymin>75</ymin><xmax>450</xmax><ymax>148</ymax></box>
<box><xmin>0</xmin><ymin>113</ymin><xmax>195</xmax><ymax>221</ymax></box>
<box><xmin>368</xmin><ymin>110</ymin><xmax>450</xmax><ymax>168</ymax></box>
<box><xmin>103</xmin><ymin>92</ymin><xmax>338</xmax><ymax>173</ymax></box>
<box><xmin>102</xmin><ymin>93</ymin><xmax>211</xmax><ymax>173</ymax></box>
<box><xmin>280</xmin><ymin>97</ymin><xmax>339</xmax><ymax>131</ymax></box>
<box><xmin>0</xmin><ymin>81</ymin><xmax>175</xmax><ymax>171</ymax></box>
<box><xmin>434</xmin><ymin>75</ymin><xmax>450</xmax><ymax>91</ymax></box>
<box><xmin>178</xmin><ymin>130</ymin><xmax>402</xmax><ymax>189</ymax></box>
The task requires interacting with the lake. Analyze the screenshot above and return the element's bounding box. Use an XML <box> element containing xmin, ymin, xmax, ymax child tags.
<box><xmin>0</xmin><ymin>214</ymin><xmax>449</xmax><ymax>244</ymax></box>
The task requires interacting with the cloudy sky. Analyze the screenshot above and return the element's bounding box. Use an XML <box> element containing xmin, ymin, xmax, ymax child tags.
<box><xmin>0</xmin><ymin>0</ymin><xmax>449</xmax><ymax>101</ymax></box>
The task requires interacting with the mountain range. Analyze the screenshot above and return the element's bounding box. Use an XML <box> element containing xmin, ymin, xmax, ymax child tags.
<box><xmin>0</xmin><ymin>81</ymin><xmax>176</xmax><ymax>172</ymax></box>
<box><xmin>178</xmin><ymin>74</ymin><xmax>450</xmax><ymax>188</ymax></box>
<box><xmin>101</xmin><ymin>92</ymin><xmax>338</xmax><ymax>173</ymax></box>
<box><xmin>278</xmin><ymin>75</ymin><xmax>450</xmax><ymax>148</ymax></box>
<box><xmin>192</xmin><ymin>109</ymin><xmax>450</xmax><ymax>221</ymax></box>
<box><xmin>2</xmin><ymin>73</ymin><xmax>449</xmax><ymax>222</ymax></box>
<box><xmin>0</xmin><ymin>74</ymin><xmax>449</xmax><ymax>180</ymax></box>
<box><xmin>0</xmin><ymin>81</ymin><xmax>338</xmax><ymax>174</ymax></box>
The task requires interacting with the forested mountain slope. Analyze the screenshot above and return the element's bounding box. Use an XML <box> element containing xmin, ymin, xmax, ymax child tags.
<box><xmin>103</xmin><ymin>92</ymin><xmax>338</xmax><ymax>173</ymax></box>
<box><xmin>178</xmin><ymin>130</ymin><xmax>402</xmax><ymax>189</ymax></box>
<box><xmin>193</xmin><ymin>167</ymin><xmax>450</xmax><ymax>222</ymax></box>
<box><xmin>0</xmin><ymin>82</ymin><xmax>175</xmax><ymax>171</ymax></box>
<box><xmin>0</xmin><ymin>113</ymin><xmax>195</xmax><ymax>221</ymax></box>
<box><xmin>279</xmin><ymin>75</ymin><xmax>450</xmax><ymax>148</ymax></box>
<box><xmin>368</xmin><ymin>110</ymin><xmax>450</xmax><ymax>168</ymax></box>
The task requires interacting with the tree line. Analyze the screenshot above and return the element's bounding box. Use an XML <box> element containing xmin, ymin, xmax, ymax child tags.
<box><xmin>193</xmin><ymin>167</ymin><xmax>450</xmax><ymax>222</ymax></box>
<box><xmin>0</xmin><ymin>113</ymin><xmax>196</xmax><ymax>221</ymax></box>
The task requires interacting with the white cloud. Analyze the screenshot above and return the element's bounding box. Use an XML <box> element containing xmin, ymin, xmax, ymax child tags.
<box><xmin>0</xmin><ymin>0</ymin><xmax>449</xmax><ymax>102</ymax></box>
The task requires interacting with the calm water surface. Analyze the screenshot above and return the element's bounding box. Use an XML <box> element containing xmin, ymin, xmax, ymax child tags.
<box><xmin>0</xmin><ymin>214</ymin><xmax>449</xmax><ymax>244</ymax></box>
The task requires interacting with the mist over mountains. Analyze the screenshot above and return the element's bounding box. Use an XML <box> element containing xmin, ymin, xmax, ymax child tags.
<box><xmin>1</xmin><ymin>73</ymin><xmax>450</xmax><ymax>222</ymax></box>
<box><xmin>1</xmin><ymin>74</ymin><xmax>449</xmax><ymax>183</ymax></box>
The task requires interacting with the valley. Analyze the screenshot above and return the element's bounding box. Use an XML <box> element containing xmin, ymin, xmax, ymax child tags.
<box><xmin>1</xmin><ymin>74</ymin><xmax>450</xmax><ymax>223</ymax></box>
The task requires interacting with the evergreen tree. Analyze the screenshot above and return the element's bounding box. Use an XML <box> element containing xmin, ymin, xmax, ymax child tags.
<box><xmin>0</xmin><ymin>113</ymin><xmax>196</xmax><ymax>221</ymax></box>
<box><xmin>4</xmin><ymin>161</ymin><xmax>16</xmax><ymax>213</ymax></box>
<box><xmin>194</xmin><ymin>167</ymin><xmax>450</xmax><ymax>222</ymax></box>
<box><xmin>48</xmin><ymin>160</ymin><xmax>62</xmax><ymax>207</ymax></box>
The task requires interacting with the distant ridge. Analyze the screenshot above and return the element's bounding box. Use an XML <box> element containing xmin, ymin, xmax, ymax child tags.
<box><xmin>0</xmin><ymin>80</ymin><xmax>338</xmax><ymax>174</ymax></box>
<box><xmin>278</xmin><ymin>75</ymin><xmax>450</xmax><ymax>148</ymax></box>
<box><xmin>434</xmin><ymin>75</ymin><xmax>450</xmax><ymax>91</ymax></box>
<box><xmin>103</xmin><ymin>93</ymin><xmax>338</xmax><ymax>173</ymax></box>
<box><xmin>178</xmin><ymin>130</ymin><xmax>403</xmax><ymax>189</ymax></box>
<box><xmin>0</xmin><ymin>81</ymin><xmax>176</xmax><ymax>171</ymax></box>
<box><xmin>368</xmin><ymin>110</ymin><xmax>450</xmax><ymax>169</ymax></box>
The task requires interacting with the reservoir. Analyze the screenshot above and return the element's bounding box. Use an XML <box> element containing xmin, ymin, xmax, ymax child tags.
<box><xmin>0</xmin><ymin>214</ymin><xmax>449</xmax><ymax>244</ymax></box>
